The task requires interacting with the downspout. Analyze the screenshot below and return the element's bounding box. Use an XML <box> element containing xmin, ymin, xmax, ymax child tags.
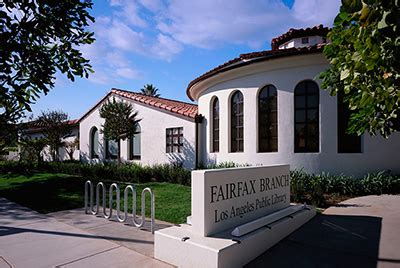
<box><xmin>194</xmin><ymin>114</ymin><xmax>204</xmax><ymax>169</ymax></box>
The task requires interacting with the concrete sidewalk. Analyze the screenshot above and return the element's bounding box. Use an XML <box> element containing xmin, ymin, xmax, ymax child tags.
<box><xmin>247</xmin><ymin>195</ymin><xmax>400</xmax><ymax>268</ymax></box>
<box><xmin>0</xmin><ymin>198</ymin><xmax>172</xmax><ymax>268</ymax></box>
<box><xmin>48</xmin><ymin>208</ymin><xmax>172</xmax><ymax>258</ymax></box>
<box><xmin>2</xmin><ymin>195</ymin><xmax>399</xmax><ymax>267</ymax></box>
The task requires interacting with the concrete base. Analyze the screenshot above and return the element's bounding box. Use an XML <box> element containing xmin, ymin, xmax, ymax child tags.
<box><xmin>155</xmin><ymin>205</ymin><xmax>316</xmax><ymax>268</ymax></box>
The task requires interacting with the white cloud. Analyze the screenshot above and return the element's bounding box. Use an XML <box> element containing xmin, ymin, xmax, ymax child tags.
<box><xmin>138</xmin><ymin>0</ymin><xmax>165</xmax><ymax>13</ymax></box>
<box><xmin>156</xmin><ymin>0</ymin><xmax>340</xmax><ymax>49</ymax></box>
<box><xmin>83</xmin><ymin>0</ymin><xmax>341</xmax><ymax>86</ymax></box>
<box><xmin>151</xmin><ymin>34</ymin><xmax>183</xmax><ymax>61</ymax></box>
<box><xmin>292</xmin><ymin>0</ymin><xmax>341</xmax><ymax>25</ymax></box>
<box><xmin>109</xmin><ymin>0</ymin><xmax>148</xmax><ymax>27</ymax></box>
<box><xmin>105</xmin><ymin>51</ymin><xmax>130</xmax><ymax>68</ymax></box>
<box><xmin>115</xmin><ymin>67</ymin><xmax>142</xmax><ymax>79</ymax></box>
<box><xmin>156</xmin><ymin>0</ymin><xmax>289</xmax><ymax>49</ymax></box>
<box><xmin>88</xmin><ymin>68</ymin><xmax>120</xmax><ymax>85</ymax></box>
<box><xmin>82</xmin><ymin>17</ymin><xmax>144</xmax><ymax>85</ymax></box>
<box><xmin>107</xmin><ymin>20</ymin><xmax>146</xmax><ymax>53</ymax></box>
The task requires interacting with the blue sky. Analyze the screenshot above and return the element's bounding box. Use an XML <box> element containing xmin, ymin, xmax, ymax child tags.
<box><xmin>29</xmin><ymin>0</ymin><xmax>340</xmax><ymax>120</ymax></box>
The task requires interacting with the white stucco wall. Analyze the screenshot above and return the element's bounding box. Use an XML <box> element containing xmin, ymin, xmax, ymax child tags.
<box><xmin>196</xmin><ymin>53</ymin><xmax>400</xmax><ymax>176</ymax></box>
<box><xmin>79</xmin><ymin>94</ymin><xmax>197</xmax><ymax>169</ymax></box>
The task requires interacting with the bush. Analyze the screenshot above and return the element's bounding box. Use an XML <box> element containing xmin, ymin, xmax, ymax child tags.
<box><xmin>199</xmin><ymin>161</ymin><xmax>251</xmax><ymax>169</ymax></box>
<box><xmin>0</xmin><ymin>161</ymin><xmax>191</xmax><ymax>186</ymax></box>
<box><xmin>0</xmin><ymin>161</ymin><xmax>35</xmax><ymax>175</ymax></box>
<box><xmin>290</xmin><ymin>169</ymin><xmax>400</xmax><ymax>206</ymax></box>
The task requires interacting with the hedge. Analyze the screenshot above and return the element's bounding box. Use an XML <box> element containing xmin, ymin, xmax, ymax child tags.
<box><xmin>1</xmin><ymin>161</ymin><xmax>399</xmax><ymax>204</ymax></box>
<box><xmin>290</xmin><ymin>169</ymin><xmax>400</xmax><ymax>206</ymax></box>
<box><xmin>0</xmin><ymin>161</ymin><xmax>191</xmax><ymax>186</ymax></box>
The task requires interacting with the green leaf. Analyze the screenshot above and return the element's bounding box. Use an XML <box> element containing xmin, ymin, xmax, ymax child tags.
<box><xmin>377</xmin><ymin>11</ymin><xmax>389</xmax><ymax>29</ymax></box>
<box><xmin>341</xmin><ymin>69</ymin><xmax>351</xmax><ymax>80</ymax></box>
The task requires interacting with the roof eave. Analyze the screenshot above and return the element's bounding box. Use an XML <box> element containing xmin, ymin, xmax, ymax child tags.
<box><xmin>187</xmin><ymin>47</ymin><xmax>324</xmax><ymax>101</ymax></box>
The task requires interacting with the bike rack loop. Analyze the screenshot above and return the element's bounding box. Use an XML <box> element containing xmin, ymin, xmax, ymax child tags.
<box><xmin>84</xmin><ymin>180</ymin><xmax>155</xmax><ymax>234</ymax></box>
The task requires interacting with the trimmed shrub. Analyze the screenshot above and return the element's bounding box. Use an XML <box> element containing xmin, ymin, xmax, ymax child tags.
<box><xmin>199</xmin><ymin>161</ymin><xmax>251</xmax><ymax>170</ymax></box>
<box><xmin>0</xmin><ymin>161</ymin><xmax>191</xmax><ymax>186</ymax></box>
<box><xmin>290</xmin><ymin>169</ymin><xmax>400</xmax><ymax>206</ymax></box>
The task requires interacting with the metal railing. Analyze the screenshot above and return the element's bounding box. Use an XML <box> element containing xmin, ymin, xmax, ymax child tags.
<box><xmin>84</xmin><ymin>180</ymin><xmax>155</xmax><ymax>234</ymax></box>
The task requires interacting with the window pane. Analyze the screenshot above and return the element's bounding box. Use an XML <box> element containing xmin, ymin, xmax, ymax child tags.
<box><xmin>238</xmin><ymin>141</ymin><xmax>243</xmax><ymax>152</ymax></box>
<box><xmin>307</xmin><ymin>109</ymin><xmax>318</xmax><ymax>122</ymax></box>
<box><xmin>295</xmin><ymin>124</ymin><xmax>306</xmax><ymax>150</ymax></box>
<box><xmin>307</xmin><ymin>82</ymin><xmax>319</xmax><ymax>94</ymax></box>
<box><xmin>212</xmin><ymin>97</ymin><xmax>220</xmax><ymax>152</ymax></box>
<box><xmin>271</xmin><ymin>137</ymin><xmax>278</xmax><ymax>151</ymax></box>
<box><xmin>106</xmin><ymin>139</ymin><xmax>118</xmax><ymax>159</ymax></box>
<box><xmin>270</xmin><ymin>111</ymin><xmax>277</xmax><ymax>123</ymax></box>
<box><xmin>295</xmin><ymin>110</ymin><xmax>306</xmax><ymax>123</ymax></box>
<box><xmin>258</xmin><ymin>85</ymin><xmax>278</xmax><ymax>152</ymax></box>
<box><xmin>231</xmin><ymin>91</ymin><xmax>244</xmax><ymax>152</ymax></box>
<box><xmin>295</xmin><ymin>83</ymin><xmax>306</xmax><ymax>95</ymax></box>
<box><xmin>295</xmin><ymin>96</ymin><xmax>306</xmax><ymax>108</ymax></box>
<box><xmin>270</xmin><ymin>124</ymin><xmax>278</xmax><ymax>137</ymax></box>
<box><xmin>238</xmin><ymin>127</ymin><xmax>243</xmax><ymax>138</ymax></box>
<box><xmin>166</xmin><ymin>127</ymin><xmax>183</xmax><ymax>153</ymax></box>
<box><xmin>91</xmin><ymin>128</ymin><xmax>99</xmax><ymax>158</ymax></box>
<box><xmin>133</xmin><ymin>133</ymin><xmax>141</xmax><ymax>157</ymax></box>
<box><xmin>308</xmin><ymin>95</ymin><xmax>319</xmax><ymax>108</ymax></box>
<box><xmin>295</xmin><ymin>81</ymin><xmax>320</xmax><ymax>153</ymax></box>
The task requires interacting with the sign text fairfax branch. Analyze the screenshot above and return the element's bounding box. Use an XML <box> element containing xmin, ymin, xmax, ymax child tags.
<box><xmin>191</xmin><ymin>165</ymin><xmax>290</xmax><ymax>236</ymax></box>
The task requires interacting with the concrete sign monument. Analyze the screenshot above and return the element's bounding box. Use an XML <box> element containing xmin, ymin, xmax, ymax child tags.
<box><xmin>155</xmin><ymin>165</ymin><xmax>316</xmax><ymax>268</ymax></box>
<box><xmin>192</xmin><ymin>165</ymin><xmax>290</xmax><ymax>236</ymax></box>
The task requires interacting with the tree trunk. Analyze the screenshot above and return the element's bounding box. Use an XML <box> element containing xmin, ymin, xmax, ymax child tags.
<box><xmin>117</xmin><ymin>140</ymin><xmax>121</xmax><ymax>164</ymax></box>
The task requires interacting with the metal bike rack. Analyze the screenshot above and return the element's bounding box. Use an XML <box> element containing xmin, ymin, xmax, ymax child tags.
<box><xmin>84</xmin><ymin>180</ymin><xmax>155</xmax><ymax>234</ymax></box>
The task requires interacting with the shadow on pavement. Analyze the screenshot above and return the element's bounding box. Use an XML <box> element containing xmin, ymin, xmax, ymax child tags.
<box><xmin>0</xmin><ymin>225</ymin><xmax>154</xmax><ymax>244</ymax></box>
<box><xmin>246</xmin><ymin>214</ymin><xmax>385</xmax><ymax>268</ymax></box>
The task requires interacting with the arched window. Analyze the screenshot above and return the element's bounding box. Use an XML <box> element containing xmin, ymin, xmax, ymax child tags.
<box><xmin>105</xmin><ymin>139</ymin><xmax>118</xmax><ymax>159</ymax></box>
<box><xmin>294</xmin><ymin>81</ymin><xmax>319</xmax><ymax>152</ymax></box>
<box><xmin>90</xmin><ymin>127</ymin><xmax>99</xmax><ymax>159</ymax></box>
<box><xmin>258</xmin><ymin>85</ymin><xmax>278</xmax><ymax>152</ymax></box>
<box><xmin>129</xmin><ymin>124</ymin><xmax>141</xmax><ymax>160</ymax></box>
<box><xmin>211</xmin><ymin>97</ymin><xmax>219</xmax><ymax>152</ymax></box>
<box><xmin>231</xmin><ymin>91</ymin><xmax>244</xmax><ymax>152</ymax></box>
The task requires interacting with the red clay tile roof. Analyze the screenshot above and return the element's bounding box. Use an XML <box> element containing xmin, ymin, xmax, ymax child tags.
<box><xmin>79</xmin><ymin>88</ymin><xmax>198</xmax><ymax>122</ymax></box>
<box><xmin>186</xmin><ymin>44</ymin><xmax>325</xmax><ymax>100</ymax></box>
<box><xmin>23</xmin><ymin>119</ymin><xmax>79</xmax><ymax>134</ymax></box>
<box><xmin>271</xmin><ymin>24</ymin><xmax>329</xmax><ymax>50</ymax></box>
<box><xmin>111</xmin><ymin>88</ymin><xmax>198</xmax><ymax>119</ymax></box>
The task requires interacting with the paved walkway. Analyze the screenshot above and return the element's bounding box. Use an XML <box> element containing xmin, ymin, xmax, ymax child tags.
<box><xmin>48</xmin><ymin>208</ymin><xmax>172</xmax><ymax>258</ymax></box>
<box><xmin>247</xmin><ymin>195</ymin><xmax>400</xmax><ymax>268</ymax></box>
<box><xmin>0</xmin><ymin>198</ymin><xmax>172</xmax><ymax>268</ymax></box>
<box><xmin>1</xmin><ymin>195</ymin><xmax>399</xmax><ymax>267</ymax></box>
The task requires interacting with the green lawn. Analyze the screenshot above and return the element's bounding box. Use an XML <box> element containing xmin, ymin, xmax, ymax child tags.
<box><xmin>0</xmin><ymin>172</ymin><xmax>191</xmax><ymax>224</ymax></box>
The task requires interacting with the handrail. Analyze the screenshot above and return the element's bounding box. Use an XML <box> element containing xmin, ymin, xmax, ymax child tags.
<box><xmin>84</xmin><ymin>180</ymin><xmax>155</xmax><ymax>234</ymax></box>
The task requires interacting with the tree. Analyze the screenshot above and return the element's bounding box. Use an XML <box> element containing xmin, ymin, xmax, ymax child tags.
<box><xmin>0</xmin><ymin>1</ymin><xmax>95</xmax><ymax>126</ymax></box>
<box><xmin>0</xmin><ymin>105</ymin><xmax>21</xmax><ymax>155</ymax></box>
<box><xmin>140</xmin><ymin>84</ymin><xmax>160</xmax><ymax>97</ymax></box>
<box><xmin>319</xmin><ymin>0</ymin><xmax>400</xmax><ymax>137</ymax></box>
<box><xmin>36</xmin><ymin>110</ymin><xmax>72</xmax><ymax>161</ymax></box>
<box><xmin>65</xmin><ymin>137</ymin><xmax>79</xmax><ymax>161</ymax></box>
<box><xmin>19</xmin><ymin>137</ymin><xmax>47</xmax><ymax>164</ymax></box>
<box><xmin>99</xmin><ymin>98</ymin><xmax>141</xmax><ymax>163</ymax></box>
